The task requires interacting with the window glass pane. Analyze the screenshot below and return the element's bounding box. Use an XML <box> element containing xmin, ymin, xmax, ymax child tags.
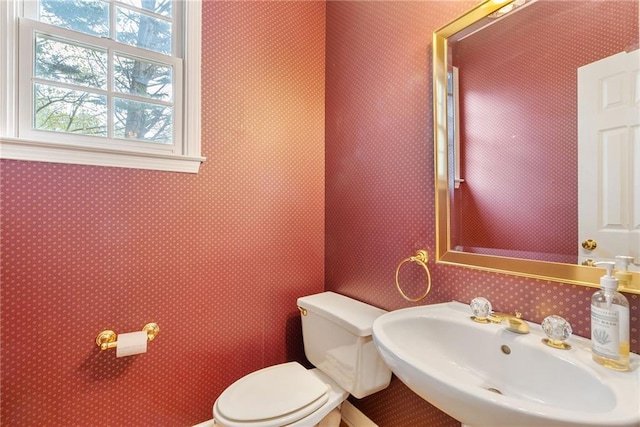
<box><xmin>118</xmin><ymin>0</ymin><xmax>172</xmax><ymax>18</ymax></box>
<box><xmin>38</xmin><ymin>0</ymin><xmax>109</xmax><ymax>38</ymax></box>
<box><xmin>116</xmin><ymin>6</ymin><xmax>172</xmax><ymax>55</ymax></box>
<box><xmin>114</xmin><ymin>98</ymin><xmax>172</xmax><ymax>143</ymax></box>
<box><xmin>34</xmin><ymin>83</ymin><xmax>107</xmax><ymax>136</ymax></box>
<box><xmin>114</xmin><ymin>54</ymin><xmax>172</xmax><ymax>101</ymax></box>
<box><xmin>35</xmin><ymin>34</ymin><xmax>107</xmax><ymax>90</ymax></box>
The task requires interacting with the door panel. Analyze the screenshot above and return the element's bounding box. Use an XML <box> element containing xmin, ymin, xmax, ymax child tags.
<box><xmin>578</xmin><ymin>50</ymin><xmax>640</xmax><ymax>271</ymax></box>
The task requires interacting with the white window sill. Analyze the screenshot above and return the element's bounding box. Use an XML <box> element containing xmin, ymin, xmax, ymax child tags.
<box><xmin>0</xmin><ymin>137</ymin><xmax>205</xmax><ymax>173</ymax></box>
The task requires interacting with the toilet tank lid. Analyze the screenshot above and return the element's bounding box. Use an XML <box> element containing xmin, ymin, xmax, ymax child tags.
<box><xmin>297</xmin><ymin>292</ymin><xmax>387</xmax><ymax>337</ymax></box>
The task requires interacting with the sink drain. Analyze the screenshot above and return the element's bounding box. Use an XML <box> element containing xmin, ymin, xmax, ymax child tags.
<box><xmin>487</xmin><ymin>387</ymin><xmax>503</xmax><ymax>395</ymax></box>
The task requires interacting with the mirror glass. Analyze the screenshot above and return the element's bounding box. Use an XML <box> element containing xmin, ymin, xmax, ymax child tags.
<box><xmin>433</xmin><ymin>0</ymin><xmax>640</xmax><ymax>292</ymax></box>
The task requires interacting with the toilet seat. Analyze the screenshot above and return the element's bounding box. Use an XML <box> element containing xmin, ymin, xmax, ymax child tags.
<box><xmin>214</xmin><ymin>362</ymin><xmax>330</xmax><ymax>427</ymax></box>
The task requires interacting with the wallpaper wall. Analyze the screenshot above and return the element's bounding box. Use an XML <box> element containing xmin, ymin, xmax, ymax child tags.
<box><xmin>324</xmin><ymin>1</ymin><xmax>640</xmax><ymax>426</ymax></box>
<box><xmin>1</xmin><ymin>1</ymin><xmax>325</xmax><ymax>425</ymax></box>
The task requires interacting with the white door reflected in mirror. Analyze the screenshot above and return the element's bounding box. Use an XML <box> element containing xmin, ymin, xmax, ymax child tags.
<box><xmin>578</xmin><ymin>49</ymin><xmax>640</xmax><ymax>272</ymax></box>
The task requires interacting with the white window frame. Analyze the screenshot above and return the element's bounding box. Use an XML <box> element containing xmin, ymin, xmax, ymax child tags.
<box><xmin>0</xmin><ymin>0</ymin><xmax>204</xmax><ymax>173</ymax></box>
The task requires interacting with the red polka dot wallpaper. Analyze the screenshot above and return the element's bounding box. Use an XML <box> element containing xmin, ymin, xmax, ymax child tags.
<box><xmin>2</xmin><ymin>1</ymin><xmax>639</xmax><ymax>427</ymax></box>
<box><xmin>325</xmin><ymin>1</ymin><xmax>639</xmax><ymax>426</ymax></box>
<box><xmin>1</xmin><ymin>1</ymin><xmax>325</xmax><ymax>425</ymax></box>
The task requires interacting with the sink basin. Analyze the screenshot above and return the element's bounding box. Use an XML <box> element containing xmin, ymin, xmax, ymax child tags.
<box><xmin>372</xmin><ymin>301</ymin><xmax>640</xmax><ymax>427</ymax></box>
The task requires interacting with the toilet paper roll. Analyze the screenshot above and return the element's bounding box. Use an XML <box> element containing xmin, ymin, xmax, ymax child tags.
<box><xmin>116</xmin><ymin>330</ymin><xmax>148</xmax><ymax>357</ymax></box>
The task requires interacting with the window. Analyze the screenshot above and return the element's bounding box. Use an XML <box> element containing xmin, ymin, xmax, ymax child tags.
<box><xmin>447</xmin><ymin>67</ymin><xmax>463</xmax><ymax>189</ymax></box>
<box><xmin>0</xmin><ymin>0</ymin><xmax>203</xmax><ymax>173</ymax></box>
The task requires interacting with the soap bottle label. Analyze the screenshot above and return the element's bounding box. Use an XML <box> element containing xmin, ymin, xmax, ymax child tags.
<box><xmin>591</xmin><ymin>305</ymin><xmax>620</xmax><ymax>359</ymax></box>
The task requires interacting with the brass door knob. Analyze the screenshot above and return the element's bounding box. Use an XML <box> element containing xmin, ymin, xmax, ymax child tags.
<box><xmin>581</xmin><ymin>239</ymin><xmax>597</xmax><ymax>251</ymax></box>
<box><xmin>582</xmin><ymin>259</ymin><xmax>596</xmax><ymax>267</ymax></box>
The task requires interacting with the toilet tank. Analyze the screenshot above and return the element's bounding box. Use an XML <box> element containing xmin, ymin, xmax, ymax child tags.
<box><xmin>297</xmin><ymin>292</ymin><xmax>392</xmax><ymax>399</ymax></box>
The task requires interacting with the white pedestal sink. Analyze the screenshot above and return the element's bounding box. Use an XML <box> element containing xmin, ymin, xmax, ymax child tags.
<box><xmin>372</xmin><ymin>301</ymin><xmax>640</xmax><ymax>427</ymax></box>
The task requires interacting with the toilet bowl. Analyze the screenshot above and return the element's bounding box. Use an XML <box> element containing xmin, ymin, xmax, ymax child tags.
<box><xmin>213</xmin><ymin>364</ymin><xmax>347</xmax><ymax>427</ymax></box>
<box><xmin>213</xmin><ymin>292</ymin><xmax>392</xmax><ymax>427</ymax></box>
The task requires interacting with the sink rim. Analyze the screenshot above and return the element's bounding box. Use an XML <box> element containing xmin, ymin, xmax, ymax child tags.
<box><xmin>372</xmin><ymin>301</ymin><xmax>640</xmax><ymax>427</ymax></box>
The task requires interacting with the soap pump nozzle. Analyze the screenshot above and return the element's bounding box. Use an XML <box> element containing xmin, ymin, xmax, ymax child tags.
<box><xmin>615</xmin><ymin>256</ymin><xmax>634</xmax><ymax>271</ymax></box>
<box><xmin>614</xmin><ymin>256</ymin><xmax>635</xmax><ymax>289</ymax></box>
<box><xmin>594</xmin><ymin>261</ymin><xmax>618</xmax><ymax>291</ymax></box>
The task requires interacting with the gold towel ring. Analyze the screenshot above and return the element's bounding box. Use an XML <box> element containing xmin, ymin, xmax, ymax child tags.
<box><xmin>395</xmin><ymin>250</ymin><xmax>432</xmax><ymax>302</ymax></box>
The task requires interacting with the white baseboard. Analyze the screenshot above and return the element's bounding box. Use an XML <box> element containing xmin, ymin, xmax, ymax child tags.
<box><xmin>341</xmin><ymin>400</ymin><xmax>378</xmax><ymax>427</ymax></box>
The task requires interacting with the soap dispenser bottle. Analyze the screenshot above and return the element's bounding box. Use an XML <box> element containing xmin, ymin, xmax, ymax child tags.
<box><xmin>591</xmin><ymin>261</ymin><xmax>630</xmax><ymax>371</ymax></box>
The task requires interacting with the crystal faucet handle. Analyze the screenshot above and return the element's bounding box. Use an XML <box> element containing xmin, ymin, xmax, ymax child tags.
<box><xmin>541</xmin><ymin>315</ymin><xmax>572</xmax><ymax>350</ymax></box>
<box><xmin>470</xmin><ymin>297</ymin><xmax>492</xmax><ymax>323</ymax></box>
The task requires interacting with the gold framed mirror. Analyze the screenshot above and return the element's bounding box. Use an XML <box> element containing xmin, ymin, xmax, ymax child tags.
<box><xmin>433</xmin><ymin>0</ymin><xmax>640</xmax><ymax>293</ymax></box>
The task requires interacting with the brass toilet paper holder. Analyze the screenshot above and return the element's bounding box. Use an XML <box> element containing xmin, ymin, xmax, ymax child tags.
<box><xmin>95</xmin><ymin>322</ymin><xmax>160</xmax><ymax>351</ymax></box>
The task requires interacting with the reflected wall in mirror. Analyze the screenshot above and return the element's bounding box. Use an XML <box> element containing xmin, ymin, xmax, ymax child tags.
<box><xmin>433</xmin><ymin>0</ymin><xmax>640</xmax><ymax>292</ymax></box>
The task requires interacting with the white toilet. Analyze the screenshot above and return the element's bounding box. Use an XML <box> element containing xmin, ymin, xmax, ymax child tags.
<box><xmin>213</xmin><ymin>292</ymin><xmax>392</xmax><ymax>427</ymax></box>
